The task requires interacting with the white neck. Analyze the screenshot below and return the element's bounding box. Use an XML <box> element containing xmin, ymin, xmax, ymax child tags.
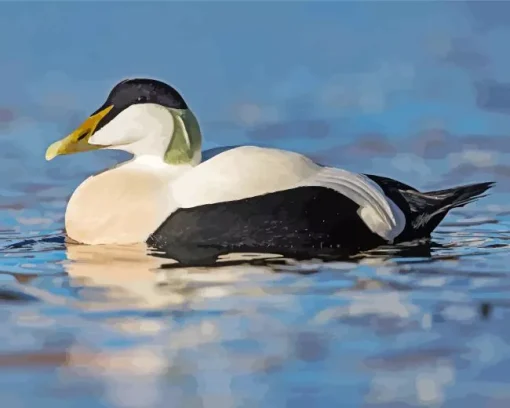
<box><xmin>126</xmin><ymin>152</ymin><xmax>201</xmax><ymax>173</ymax></box>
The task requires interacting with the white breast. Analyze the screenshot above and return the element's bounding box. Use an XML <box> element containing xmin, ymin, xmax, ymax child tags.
<box><xmin>65</xmin><ymin>159</ymin><xmax>186</xmax><ymax>245</ymax></box>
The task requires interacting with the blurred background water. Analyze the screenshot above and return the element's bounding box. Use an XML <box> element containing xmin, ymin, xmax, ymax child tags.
<box><xmin>1</xmin><ymin>1</ymin><xmax>510</xmax><ymax>407</ymax></box>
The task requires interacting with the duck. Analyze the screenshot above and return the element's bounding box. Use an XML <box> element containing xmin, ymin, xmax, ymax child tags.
<box><xmin>45</xmin><ymin>78</ymin><xmax>495</xmax><ymax>262</ymax></box>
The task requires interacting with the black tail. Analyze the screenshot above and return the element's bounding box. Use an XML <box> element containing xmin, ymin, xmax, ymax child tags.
<box><xmin>399</xmin><ymin>181</ymin><xmax>495</xmax><ymax>240</ymax></box>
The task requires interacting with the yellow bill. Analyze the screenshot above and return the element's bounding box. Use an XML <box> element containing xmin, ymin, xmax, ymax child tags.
<box><xmin>45</xmin><ymin>105</ymin><xmax>114</xmax><ymax>161</ymax></box>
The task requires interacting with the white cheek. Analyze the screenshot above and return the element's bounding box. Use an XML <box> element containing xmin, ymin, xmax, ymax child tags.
<box><xmin>89</xmin><ymin>104</ymin><xmax>172</xmax><ymax>147</ymax></box>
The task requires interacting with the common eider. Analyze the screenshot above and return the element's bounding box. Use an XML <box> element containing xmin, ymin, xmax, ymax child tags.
<box><xmin>45</xmin><ymin>78</ymin><xmax>495</xmax><ymax>261</ymax></box>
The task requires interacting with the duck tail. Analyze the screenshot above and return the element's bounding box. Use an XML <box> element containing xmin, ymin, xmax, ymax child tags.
<box><xmin>400</xmin><ymin>181</ymin><xmax>495</xmax><ymax>238</ymax></box>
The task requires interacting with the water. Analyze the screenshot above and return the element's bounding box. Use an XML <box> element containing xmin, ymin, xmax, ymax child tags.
<box><xmin>2</xmin><ymin>146</ymin><xmax>509</xmax><ymax>408</ymax></box>
<box><xmin>3</xmin><ymin>2</ymin><xmax>510</xmax><ymax>407</ymax></box>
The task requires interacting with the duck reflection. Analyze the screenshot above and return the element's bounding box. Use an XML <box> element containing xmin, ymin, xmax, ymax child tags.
<box><xmin>63</xmin><ymin>242</ymin><xmax>176</xmax><ymax>308</ymax></box>
<box><xmin>62</xmin><ymin>242</ymin><xmax>284</xmax><ymax>309</ymax></box>
<box><xmin>52</xmin><ymin>234</ymin><xmax>441</xmax><ymax>310</ymax></box>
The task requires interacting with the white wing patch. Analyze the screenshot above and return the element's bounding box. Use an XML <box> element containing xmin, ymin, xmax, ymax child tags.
<box><xmin>298</xmin><ymin>167</ymin><xmax>406</xmax><ymax>242</ymax></box>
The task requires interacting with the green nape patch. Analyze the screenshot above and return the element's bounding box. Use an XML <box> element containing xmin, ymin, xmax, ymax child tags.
<box><xmin>164</xmin><ymin>109</ymin><xmax>202</xmax><ymax>165</ymax></box>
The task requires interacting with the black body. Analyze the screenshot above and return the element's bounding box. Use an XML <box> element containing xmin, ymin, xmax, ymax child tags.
<box><xmin>148</xmin><ymin>186</ymin><xmax>386</xmax><ymax>263</ymax></box>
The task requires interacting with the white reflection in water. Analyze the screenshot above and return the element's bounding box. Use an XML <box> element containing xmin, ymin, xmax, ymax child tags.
<box><xmin>367</xmin><ymin>359</ymin><xmax>455</xmax><ymax>406</ymax></box>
